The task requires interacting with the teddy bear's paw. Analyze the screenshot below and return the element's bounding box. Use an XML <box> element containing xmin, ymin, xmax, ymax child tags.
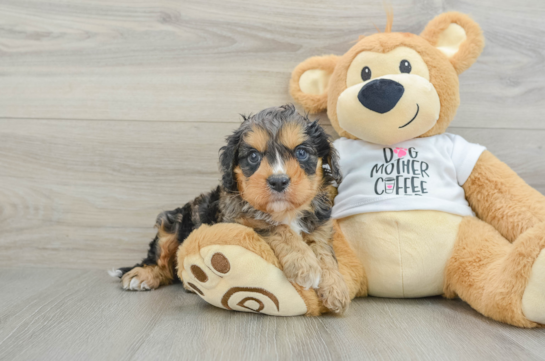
<box><xmin>280</xmin><ymin>251</ymin><xmax>322</xmax><ymax>290</ymax></box>
<box><xmin>181</xmin><ymin>244</ymin><xmax>308</xmax><ymax>316</ymax></box>
<box><xmin>317</xmin><ymin>269</ymin><xmax>350</xmax><ymax>314</ymax></box>
<box><xmin>121</xmin><ymin>267</ymin><xmax>159</xmax><ymax>291</ymax></box>
<box><xmin>522</xmin><ymin>249</ymin><xmax>545</xmax><ymax>324</ymax></box>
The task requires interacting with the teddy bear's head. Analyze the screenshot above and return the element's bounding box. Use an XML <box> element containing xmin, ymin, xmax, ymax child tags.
<box><xmin>290</xmin><ymin>12</ymin><xmax>485</xmax><ymax>146</ymax></box>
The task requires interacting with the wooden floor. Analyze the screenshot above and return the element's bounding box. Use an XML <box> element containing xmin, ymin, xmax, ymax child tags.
<box><xmin>1</xmin><ymin>0</ymin><xmax>545</xmax><ymax>359</ymax></box>
<box><xmin>0</xmin><ymin>268</ymin><xmax>544</xmax><ymax>361</ymax></box>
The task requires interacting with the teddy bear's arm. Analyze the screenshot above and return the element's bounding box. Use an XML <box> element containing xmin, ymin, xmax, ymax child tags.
<box><xmin>462</xmin><ymin>150</ymin><xmax>545</xmax><ymax>242</ymax></box>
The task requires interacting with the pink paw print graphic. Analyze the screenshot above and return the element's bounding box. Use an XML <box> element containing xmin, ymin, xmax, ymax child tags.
<box><xmin>393</xmin><ymin>147</ymin><xmax>408</xmax><ymax>158</ymax></box>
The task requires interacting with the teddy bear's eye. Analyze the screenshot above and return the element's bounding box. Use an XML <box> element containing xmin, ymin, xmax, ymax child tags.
<box><xmin>399</xmin><ymin>60</ymin><xmax>412</xmax><ymax>73</ymax></box>
<box><xmin>361</xmin><ymin>66</ymin><xmax>371</xmax><ymax>81</ymax></box>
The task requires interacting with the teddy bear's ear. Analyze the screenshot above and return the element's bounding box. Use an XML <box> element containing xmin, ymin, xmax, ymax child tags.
<box><xmin>420</xmin><ymin>12</ymin><xmax>485</xmax><ymax>75</ymax></box>
<box><xmin>289</xmin><ymin>55</ymin><xmax>339</xmax><ymax>114</ymax></box>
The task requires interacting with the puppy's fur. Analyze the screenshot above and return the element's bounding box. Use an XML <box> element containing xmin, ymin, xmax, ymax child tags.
<box><xmin>112</xmin><ymin>104</ymin><xmax>350</xmax><ymax>313</ymax></box>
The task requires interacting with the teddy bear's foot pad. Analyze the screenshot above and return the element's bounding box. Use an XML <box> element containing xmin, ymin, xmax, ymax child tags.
<box><xmin>181</xmin><ymin>245</ymin><xmax>308</xmax><ymax>316</ymax></box>
<box><xmin>522</xmin><ymin>249</ymin><xmax>545</xmax><ymax>324</ymax></box>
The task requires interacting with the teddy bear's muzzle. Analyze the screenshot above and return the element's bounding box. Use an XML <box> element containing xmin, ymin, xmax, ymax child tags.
<box><xmin>358</xmin><ymin>78</ymin><xmax>405</xmax><ymax>114</ymax></box>
<box><xmin>336</xmin><ymin>73</ymin><xmax>441</xmax><ymax>145</ymax></box>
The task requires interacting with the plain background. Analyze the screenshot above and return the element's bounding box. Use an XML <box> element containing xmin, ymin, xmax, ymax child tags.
<box><xmin>1</xmin><ymin>0</ymin><xmax>544</xmax><ymax>270</ymax></box>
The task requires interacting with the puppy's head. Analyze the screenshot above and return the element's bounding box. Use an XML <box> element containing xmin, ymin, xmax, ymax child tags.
<box><xmin>219</xmin><ymin>104</ymin><xmax>341</xmax><ymax>217</ymax></box>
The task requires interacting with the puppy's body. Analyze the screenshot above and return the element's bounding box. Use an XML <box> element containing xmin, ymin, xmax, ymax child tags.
<box><xmin>113</xmin><ymin>105</ymin><xmax>349</xmax><ymax>313</ymax></box>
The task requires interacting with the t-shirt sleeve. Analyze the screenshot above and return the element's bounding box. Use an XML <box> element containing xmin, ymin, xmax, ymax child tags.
<box><xmin>332</xmin><ymin>138</ymin><xmax>346</xmax><ymax>154</ymax></box>
<box><xmin>332</xmin><ymin>137</ymin><xmax>349</xmax><ymax>167</ymax></box>
<box><xmin>450</xmin><ymin>135</ymin><xmax>486</xmax><ymax>186</ymax></box>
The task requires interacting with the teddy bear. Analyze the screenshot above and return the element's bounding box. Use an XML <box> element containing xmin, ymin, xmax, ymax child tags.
<box><xmin>177</xmin><ymin>12</ymin><xmax>545</xmax><ymax>327</ymax></box>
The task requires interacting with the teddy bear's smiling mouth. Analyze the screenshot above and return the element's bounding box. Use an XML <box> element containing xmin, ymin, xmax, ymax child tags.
<box><xmin>399</xmin><ymin>104</ymin><xmax>420</xmax><ymax>129</ymax></box>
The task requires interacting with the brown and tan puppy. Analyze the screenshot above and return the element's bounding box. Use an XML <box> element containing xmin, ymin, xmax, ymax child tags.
<box><xmin>111</xmin><ymin>104</ymin><xmax>350</xmax><ymax>314</ymax></box>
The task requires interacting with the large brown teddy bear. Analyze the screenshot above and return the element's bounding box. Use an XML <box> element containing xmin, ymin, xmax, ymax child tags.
<box><xmin>177</xmin><ymin>12</ymin><xmax>545</xmax><ymax>327</ymax></box>
<box><xmin>287</xmin><ymin>11</ymin><xmax>545</xmax><ymax>327</ymax></box>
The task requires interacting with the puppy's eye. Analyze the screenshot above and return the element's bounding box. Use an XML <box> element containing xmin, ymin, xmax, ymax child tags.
<box><xmin>248</xmin><ymin>151</ymin><xmax>261</xmax><ymax>165</ymax></box>
<box><xmin>399</xmin><ymin>60</ymin><xmax>411</xmax><ymax>73</ymax></box>
<box><xmin>295</xmin><ymin>148</ymin><xmax>309</xmax><ymax>161</ymax></box>
<box><xmin>361</xmin><ymin>66</ymin><xmax>371</xmax><ymax>81</ymax></box>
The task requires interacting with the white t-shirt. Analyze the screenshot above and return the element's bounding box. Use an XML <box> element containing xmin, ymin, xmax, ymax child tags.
<box><xmin>331</xmin><ymin>133</ymin><xmax>486</xmax><ymax>219</ymax></box>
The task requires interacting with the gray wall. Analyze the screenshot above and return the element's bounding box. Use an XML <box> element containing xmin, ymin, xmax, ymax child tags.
<box><xmin>1</xmin><ymin>0</ymin><xmax>544</xmax><ymax>269</ymax></box>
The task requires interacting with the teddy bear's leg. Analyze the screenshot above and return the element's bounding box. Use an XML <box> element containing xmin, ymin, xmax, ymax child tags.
<box><xmin>177</xmin><ymin>223</ymin><xmax>328</xmax><ymax>316</ymax></box>
<box><xmin>444</xmin><ymin>217</ymin><xmax>545</xmax><ymax>328</ymax></box>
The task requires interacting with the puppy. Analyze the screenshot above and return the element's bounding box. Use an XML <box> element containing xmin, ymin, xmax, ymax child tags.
<box><xmin>111</xmin><ymin>104</ymin><xmax>350</xmax><ymax>313</ymax></box>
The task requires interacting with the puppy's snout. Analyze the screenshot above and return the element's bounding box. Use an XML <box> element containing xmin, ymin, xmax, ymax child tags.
<box><xmin>358</xmin><ymin>79</ymin><xmax>405</xmax><ymax>114</ymax></box>
<box><xmin>267</xmin><ymin>175</ymin><xmax>290</xmax><ymax>193</ymax></box>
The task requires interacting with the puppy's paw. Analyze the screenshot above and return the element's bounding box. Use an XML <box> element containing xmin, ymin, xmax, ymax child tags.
<box><xmin>281</xmin><ymin>253</ymin><xmax>322</xmax><ymax>290</ymax></box>
<box><xmin>317</xmin><ymin>269</ymin><xmax>350</xmax><ymax>314</ymax></box>
<box><xmin>123</xmin><ymin>277</ymin><xmax>151</xmax><ymax>291</ymax></box>
<box><xmin>108</xmin><ymin>268</ymin><xmax>122</xmax><ymax>278</ymax></box>
<box><xmin>121</xmin><ymin>267</ymin><xmax>160</xmax><ymax>291</ymax></box>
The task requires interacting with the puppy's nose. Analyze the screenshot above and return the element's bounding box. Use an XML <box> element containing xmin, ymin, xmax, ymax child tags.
<box><xmin>267</xmin><ymin>175</ymin><xmax>290</xmax><ymax>193</ymax></box>
<box><xmin>358</xmin><ymin>79</ymin><xmax>405</xmax><ymax>114</ymax></box>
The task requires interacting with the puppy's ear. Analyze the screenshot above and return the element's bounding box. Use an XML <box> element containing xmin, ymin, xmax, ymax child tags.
<box><xmin>326</xmin><ymin>143</ymin><xmax>342</xmax><ymax>185</ymax></box>
<box><xmin>420</xmin><ymin>12</ymin><xmax>485</xmax><ymax>75</ymax></box>
<box><xmin>219</xmin><ymin>125</ymin><xmax>244</xmax><ymax>192</ymax></box>
<box><xmin>290</xmin><ymin>55</ymin><xmax>339</xmax><ymax>114</ymax></box>
<box><xmin>306</xmin><ymin>120</ymin><xmax>342</xmax><ymax>185</ymax></box>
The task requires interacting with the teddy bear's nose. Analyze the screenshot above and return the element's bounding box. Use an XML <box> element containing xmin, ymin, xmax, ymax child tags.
<box><xmin>358</xmin><ymin>79</ymin><xmax>405</xmax><ymax>114</ymax></box>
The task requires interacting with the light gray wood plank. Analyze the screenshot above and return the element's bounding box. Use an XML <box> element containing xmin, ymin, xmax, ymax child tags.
<box><xmin>1</xmin><ymin>119</ymin><xmax>545</xmax><ymax>269</ymax></box>
<box><xmin>0</xmin><ymin>119</ymin><xmax>237</xmax><ymax>269</ymax></box>
<box><xmin>0</xmin><ymin>0</ymin><xmax>544</xmax><ymax>129</ymax></box>
<box><xmin>0</xmin><ymin>268</ymin><xmax>544</xmax><ymax>361</ymax></box>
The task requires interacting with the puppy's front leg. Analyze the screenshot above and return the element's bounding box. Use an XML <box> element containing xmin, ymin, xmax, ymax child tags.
<box><xmin>266</xmin><ymin>225</ymin><xmax>322</xmax><ymax>290</ymax></box>
<box><xmin>304</xmin><ymin>227</ymin><xmax>350</xmax><ymax>314</ymax></box>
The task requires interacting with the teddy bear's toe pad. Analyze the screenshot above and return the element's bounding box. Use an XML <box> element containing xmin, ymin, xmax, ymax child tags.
<box><xmin>181</xmin><ymin>245</ymin><xmax>307</xmax><ymax>316</ymax></box>
<box><xmin>522</xmin><ymin>249</ymin><xmax>545</xmax><ymax>324</ymax></box>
